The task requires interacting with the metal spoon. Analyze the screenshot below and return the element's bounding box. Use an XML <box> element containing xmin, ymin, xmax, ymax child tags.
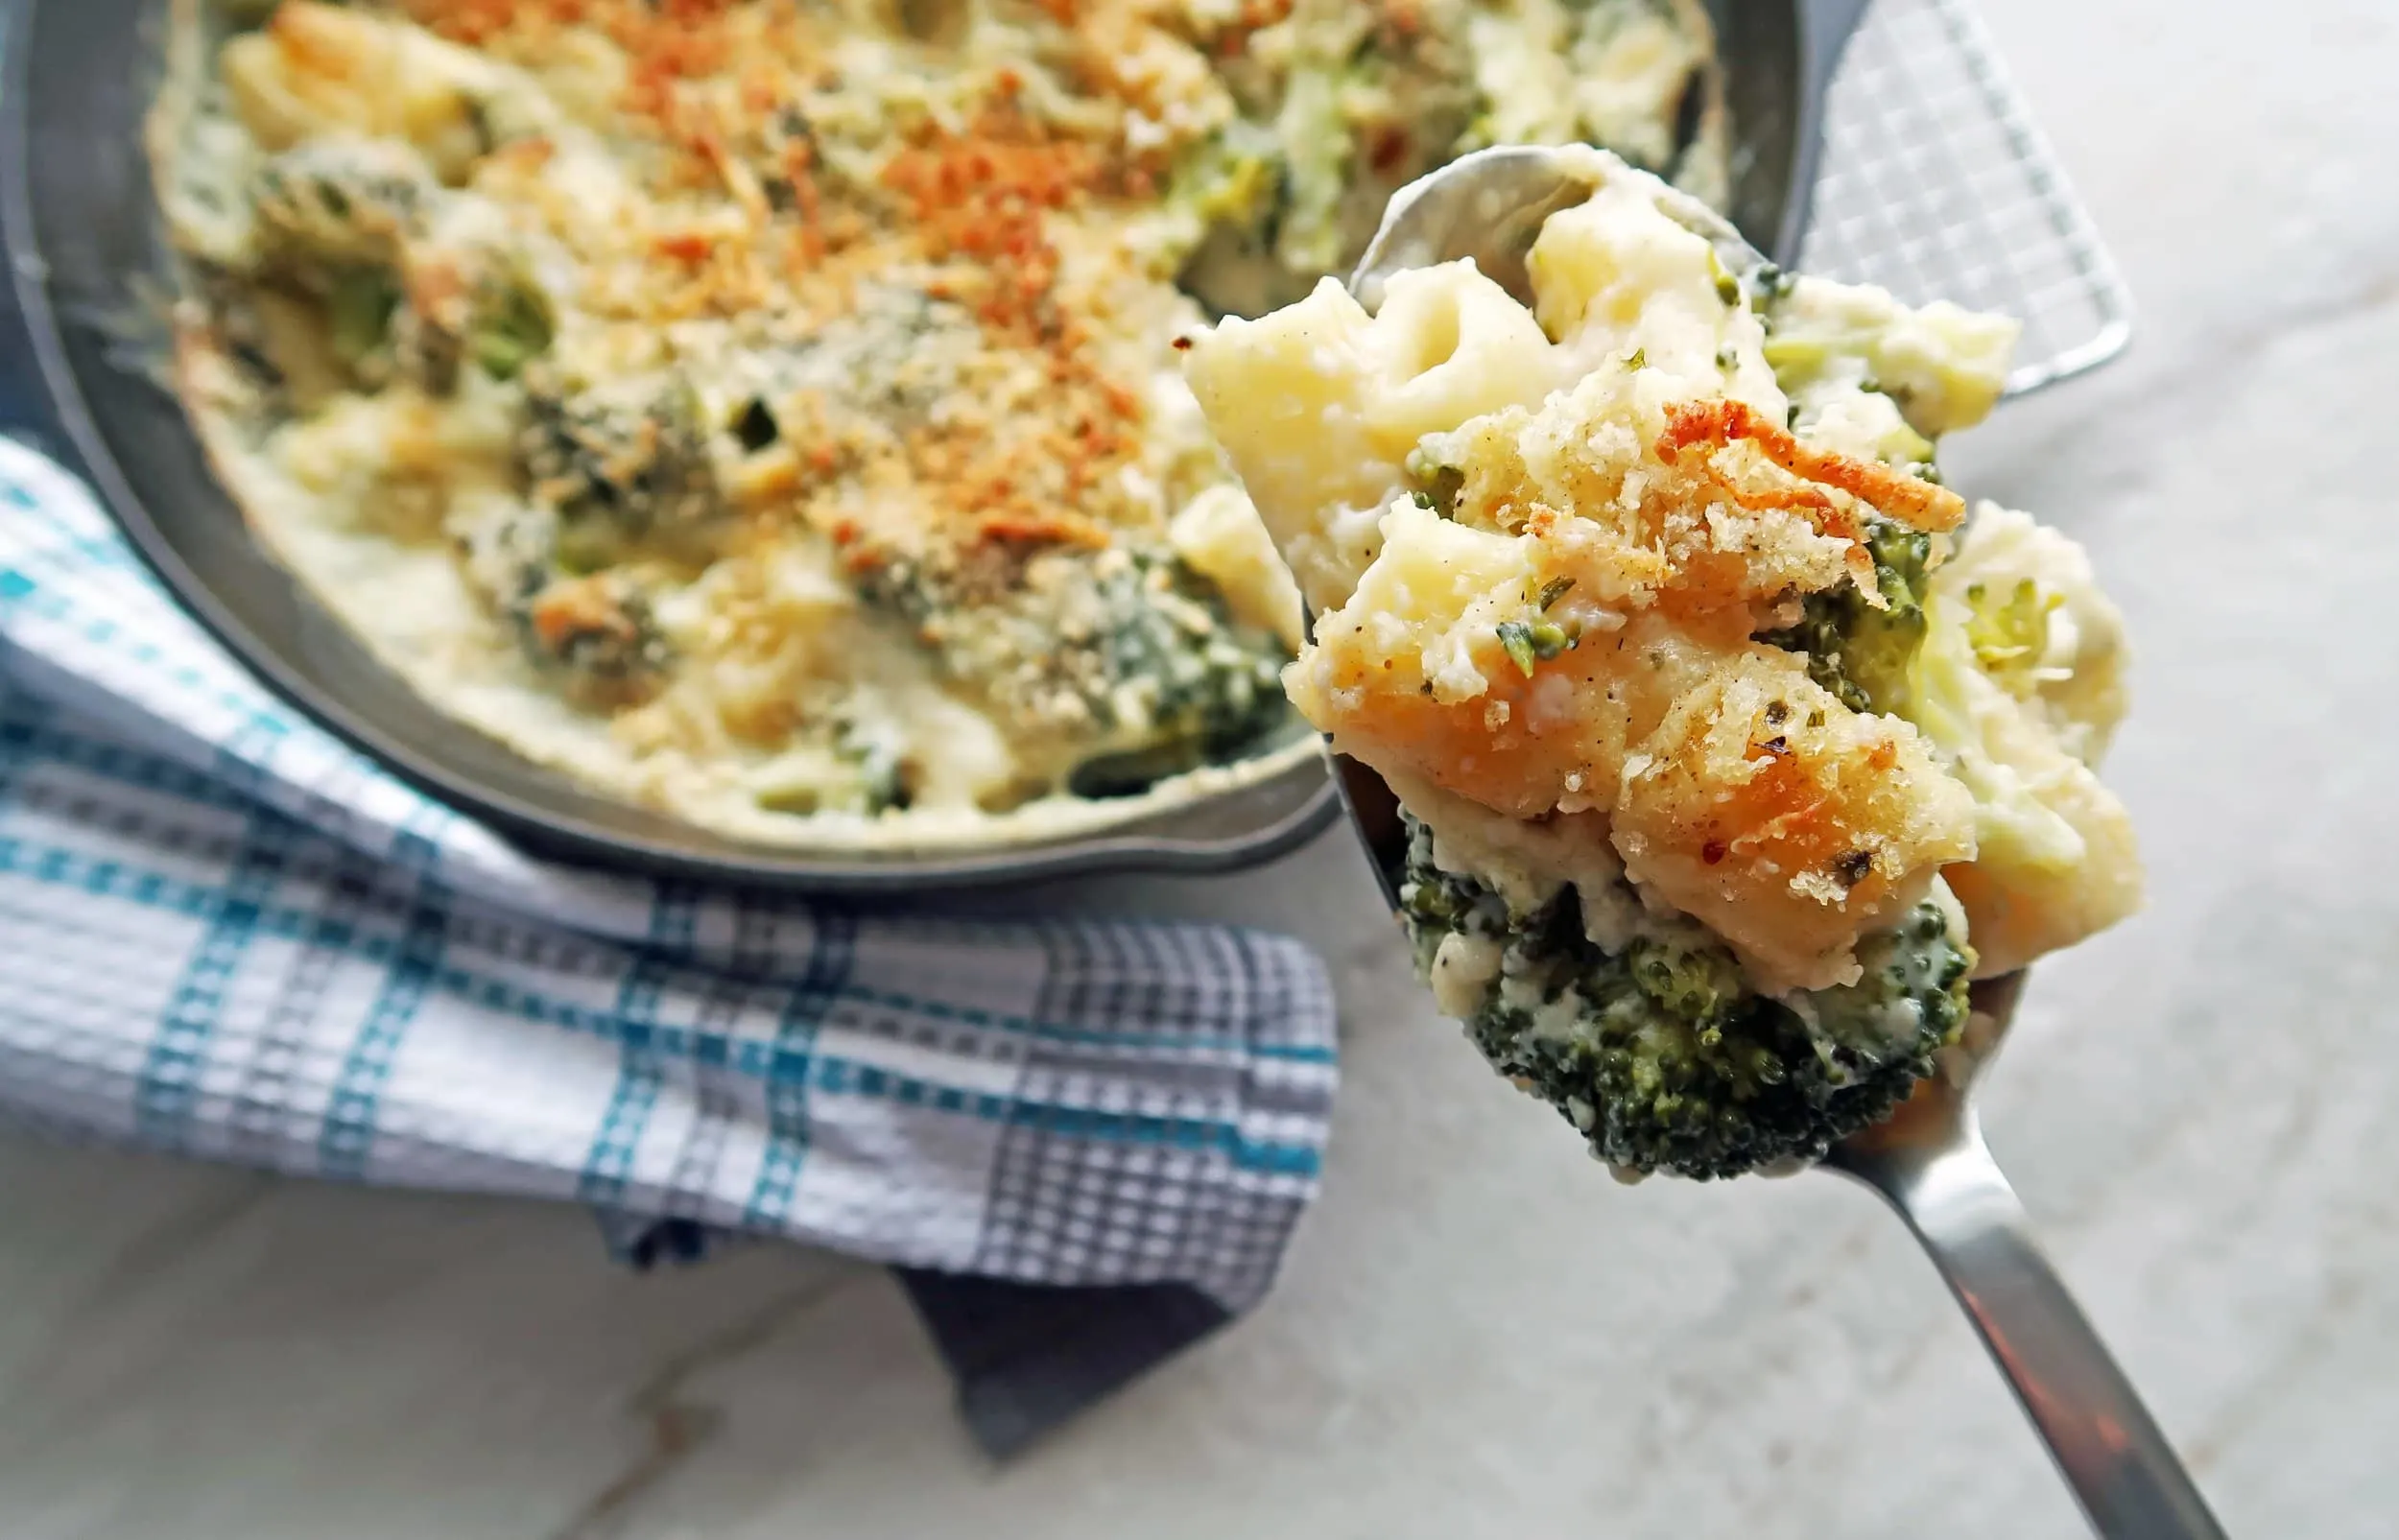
<box><xmin>1336</xmin><ymin>146</ymin><xmax>2228</xmax><ymax>1540</ymax></box>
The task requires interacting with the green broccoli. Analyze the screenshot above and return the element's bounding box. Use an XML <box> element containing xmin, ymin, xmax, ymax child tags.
<box><xmin>753</xmin><ymin>715</ymin><xmax>913</xmax><ymax>817</ymax></box>
<box><xmin>462</xmin><ymin>275</ymin><xmax>556</xmax><ymax>383</ymax></box>
<box><xmin>392</xmin><ymin>205</ymin><xmax>557</xmax><ymax>392</ymax></box>
<box><xmin>249</xmin><ymin>139</ymin><xmax>430</xmax><ymax>265</ymax></box>
<box><xmin>1168</xmin><ymin>120</ymin><xmax>1288</xmax><ymax>245</ymax></box>
<box><xmin>857</xmin><ymin>544</ymin><xmax>1291</xmax><ymax>798</ymax></box>
<box><xmin>1398</xmin><ymin>814</ymin><xmax>1972</xmax><ymax>1179</ymax></box>
<box><xmin>1084</xmin><ymin>549</ymin><xmax>1288</xmax><ymax>755</ymax></box>
<box><xmin>1755</xmin><ymin>515</ymin><xmax>1936</xmax><ymax>716</ymax></box>
<box><xmin>1169</xmin><ymin>124</ymin><xmax>1310</xmax><ymax>320</ymax></box>
<box><xmin>1495</xmin><ymin>617</ymin><xmax>1575</xmax><ymax>675</ymax></box>
<box><xmin>518</xmin><ymin>574</ymin><xmax>670</xmax><ymax>711</ymax></box>
<box><xmin>322</xmin><ymin>267</ymin><xmax>403</xmax><ymax>372</ymax></box>
<box><xmin>249</xmin><ymin>141</ymin><xmax>553</xmax><ymax>391</ymax></box>
<box><xmin>834</xmin><ymin>716</ymin><xmax>913</xmax><ymax>814</ymax></box>
<box><xmin>1403</xmin><ymin>444</ymin><xmax>1466</xmax><ymax>518</ymax></box>
<box><xmin>517</xmin><ymin>365</ymin><xmax>724</xmax><ymax>550</ymax></box>
<box><xmin>450</xmin><ymin>496</ymin><xmax>671</xmax><ymax>709</ymax></box>
<box><xmin>1170</xmin><ymin>6</ymin><xmax>1479</xmax><ymax>319</ymax></box>
<box><xmin>1962</xmin><ymin>576</ymin><xmax>2061</xmax><ymax>681</ymax></box>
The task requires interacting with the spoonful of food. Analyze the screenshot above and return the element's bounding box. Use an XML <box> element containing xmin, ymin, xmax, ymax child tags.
<box><xmin>1185</xmin><ymin>145</ymin><xmax>2224</xmax><ymax>1540</ymax></box>
<box><xmin>1333</xmin><ymin>755</ymin><xmax>2219</xmax><ymax>1540</ymax></box>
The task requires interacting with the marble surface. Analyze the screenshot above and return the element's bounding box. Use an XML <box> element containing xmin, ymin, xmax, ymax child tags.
<box><xmin>6</xmin><ymin>0</ymin><xmax>2397</xmax><ymax>1533</ymax></box>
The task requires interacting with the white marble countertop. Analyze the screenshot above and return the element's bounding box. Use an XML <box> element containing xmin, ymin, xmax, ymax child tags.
<box><xmin>7</xmin><ymin>1</ymin><xmax>2397</xmax><ymax>1533</ymax></box>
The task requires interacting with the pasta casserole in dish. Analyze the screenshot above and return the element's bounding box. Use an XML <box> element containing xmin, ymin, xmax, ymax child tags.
<box><xmin>154</xmin><ymin>0</ymin><xmax>1728</xmax><ymax>849</ymax></box>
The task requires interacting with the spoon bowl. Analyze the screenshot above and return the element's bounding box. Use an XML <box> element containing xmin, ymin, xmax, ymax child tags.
<box><xmin>1335</xmin><ymin>147</ymin><xmax>2226</xmax><ymax>1540</ymax></box>
<box><xmin>1349</xmin><ymin>144</ymin><xmax>1764</xmax><ymax>313</ymax></box>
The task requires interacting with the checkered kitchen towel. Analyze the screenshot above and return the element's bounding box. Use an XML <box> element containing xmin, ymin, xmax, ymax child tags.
<box><xmin>0</xmin><ymin>439</ymin><xmax>1338</xmax><ymax>1325</ymax></box>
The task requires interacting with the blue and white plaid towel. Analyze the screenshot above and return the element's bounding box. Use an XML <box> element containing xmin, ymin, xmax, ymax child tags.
<box><xmin>0</xmin><ymin>438</ymin><xmax>1338</xmax><ymax>1316</ymax></box>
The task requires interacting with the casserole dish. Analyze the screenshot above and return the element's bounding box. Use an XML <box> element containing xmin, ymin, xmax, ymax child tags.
<box><xmin>0</xmin><ymin>0</ymin><xmax>1865</xmax><ymax>889</ymax></box>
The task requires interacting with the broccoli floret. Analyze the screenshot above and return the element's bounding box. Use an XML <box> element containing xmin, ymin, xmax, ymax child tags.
<box><xmin>753</xmin><ymin>714</ymin><xmax>914</xmax><ymax>817</ymax></box>
<box><xmin>1961</xmin><ymin>576</ymin><xmax>2061</xmax><ymax>682</ymax></box>
<box><xmin>249</xmin><ymin>138</ymin><xmax>431</xmax><ymax>265</ymax></box>
<box><xmin>1084</xmin><ymin>549</ymin><xmax>1287</xmax><ymax>752</ymax></box>
<box><xmin>323</xmin><ymin>267</ymin><xmax>403</xmax><ymax>372</ymax></box>
<box><xmin>1168</xmin><ymin>120</ymin><xmax>1287</xmax><ymax>242</ymax></box>
<box><xmin>1398</xmin><ymin>814</ymin><xmax>1972</xmax><ymax>1179</ymax></box>
<box><xmin>450</xmin><ymin>496</ymin><xmax>671</xmax><ymax>709</ymax></box>
<box><xmin>1626</xmin><ymin>934</ymin><xmax>1746</xmax><ymax>1032</ymax></box>
<box><xmin>249</xmin><ymin>141</ymin><xmax>430</xmax><ymax>390</ymax></box>
<box><xmin>518</xmin><ymin>573</ymin><xmax>670</xmax><ymax>710</ymax></box>
<box><xmin>834</xmin><ymin>716</ymin><xmax>913</xmax><ymax>814</ymax></box>
<box><xmin>518</xmin><ymin>365</ymin><xmax>724</xmax><ymax>549</ymax></box>
<box><xmin>391</xmin><ymin>268</ymin><xmax>552</xmax><ymax>391</ymax></box>
<box><xmin>463</xmin><ymin>281</ymin><xmax>555</xmax><ymax>380</ymax></box>
<box><xmin>1403</xmin><ymin>444</ymin><xmax>1466</xmax><ymax>518</ymax></box>
<box><xmin>249</xmin><ymin>141</ymin><xmax>552</xmax><ymax>392</ymax></box>
<box><xmin>1756</xmin><ymin>516</ymin><xmax>1935</xmax><ymax>715</ymax></box>
<box><xmin>398</xmin><ymin>249</ymin><xmax>554</xmax><ymax>391</ymax></box>
<box><xmin>1760</xmin><ymin>279</ymin><xmax>2018</xmax><ymax>439</ymax></box>
<box><xmin>1174</xmin><ymin>4</ymin><xmax>1479</xmax><ymax>319</ymax></box>
<box><xmin>857</xmin><ymin>544</ymin><xmax>1290</xmax><ymax>796</ymax></box>
<box><xmin>1171</xmin><ymin>136</ymin><xmax>1308</xmax><ymax>320</ymax></box>
<box><xmin>387</xmin><ymin>198</ymin><xmax>556</xmax><ymax>391</ymax></box>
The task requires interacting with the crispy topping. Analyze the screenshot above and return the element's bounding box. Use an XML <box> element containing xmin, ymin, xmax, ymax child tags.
<box><xmin>1657</xmin><ymin>397</ymin><xmax>1967</xmax><ymax>533</ymax></box>
<box><xmin>397</xmin><ymin>0</ymin><xmax>1192</xmax><ymax>580</ymax></box>
<box><xmin>878</xmin><ymin>109</ymin><xmax>1100</xmax><ymax>338</ymax></box>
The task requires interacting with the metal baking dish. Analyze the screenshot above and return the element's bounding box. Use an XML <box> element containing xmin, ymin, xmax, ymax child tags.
<box><xmin>0</xmin><ymin>0</ymin><xmax>1865</xmax><ymax>891</ymax></box>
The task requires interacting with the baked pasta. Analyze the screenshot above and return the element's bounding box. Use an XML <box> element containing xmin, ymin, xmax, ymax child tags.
<box><xmin>153</xmin><ymin>0</ymin><xmax>1727</xmax><ymax>848</ymax></box>
<box><xmin>1182</xmin><ymin>151</ymin><xmax>2142</xmax><ymax>1174</ymax></box>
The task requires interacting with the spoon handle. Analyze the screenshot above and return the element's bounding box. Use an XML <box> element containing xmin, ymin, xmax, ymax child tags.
<box><xmin>1833</xmin><ymin>1123</ymin><xmax>2229</xmax><ymax>1540</ymax></box>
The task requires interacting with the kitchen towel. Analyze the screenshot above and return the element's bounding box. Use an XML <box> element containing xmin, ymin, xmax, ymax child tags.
<box><xmin>0</xmin><ymin>438</ymin><xmax>1340</xmax><ymax>1455</ymax></box>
